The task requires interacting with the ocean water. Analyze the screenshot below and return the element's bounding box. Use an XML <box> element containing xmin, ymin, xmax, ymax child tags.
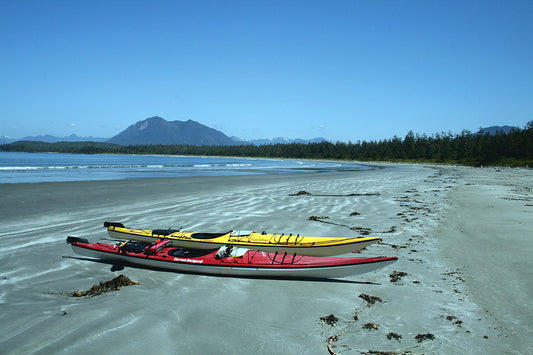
<box><xmin>0</xmin><ymin>152</ymin><xmax>371</xmax><ymax>184</ymax></box>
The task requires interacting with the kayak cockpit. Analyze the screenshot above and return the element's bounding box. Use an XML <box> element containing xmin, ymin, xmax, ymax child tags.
<box><xmin>152</xmin><ymin>229</ymin><xmax>181</xmax><ymax>236</ymax></box>
<box><xmin>168</xmin><ymin>248</ymin><xmax>219</xmax><ymax>258</ymax></box>
<box><xmin>190</xmin><ymin>232</ymin><xmax>232</xmax><ymax>239</ymax></box>
<box><xmin>116</xmin><ymin>239</ymin><xmax>218</xmax><ymax>258</ymax></box>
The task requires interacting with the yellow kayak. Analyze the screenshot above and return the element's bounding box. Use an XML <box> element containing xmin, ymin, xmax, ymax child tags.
<box><xmin>104</xmin><ymin>222</ymin><xmax>380</xmax><ymax>257</ymax></box>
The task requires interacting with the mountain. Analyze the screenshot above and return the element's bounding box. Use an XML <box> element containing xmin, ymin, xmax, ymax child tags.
<box><xmin>2</xmin><ymin>116</ymin><xmax>326</xmax><ymax>146</ymax></box>
<box><xmin>1</xmin><ymin>134</ymin><xmax>107</xmax><ymax>144</ymax></box>
<box><xmin>107</xmin><ymin>116</ymin><xmax>238</xmax><ymax>146</ymax></box>
<box><xmin>476</xmin><ymin>126</ymin><xmax>519</xmax><ymax>136</ymax></box>
<box><xmin>0</xmin><ymin>136</ymin><xmax>16</xmax><ymax>144</ymax></box>
<box><xmin>21</xmin><ymin>134</ymin><xmax>108</xmax><ymax>143</ymax></box>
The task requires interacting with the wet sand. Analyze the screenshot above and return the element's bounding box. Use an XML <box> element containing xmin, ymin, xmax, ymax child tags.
<box><xmin>437</xmin><ymin>166</ymin><xmax>532</xmax><ymax>354</ymax></box>
<box><xmin>0</xmin><ymin>164</ymin><xmax>531</xmax><ymax>354</ymax></box>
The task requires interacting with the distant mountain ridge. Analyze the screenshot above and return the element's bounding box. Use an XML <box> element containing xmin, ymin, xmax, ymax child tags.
<box><xmin>0</xmin><ymin>134</ymin><xmax>107</xmax><ymax>144</ymax></box>
<box><xmin>475</xmin><ymin>125</ymin><xmax>519</xmax><ymax>136</ymax></box>
<box><xmin>2</xmin><ymin>119</ymin><xmax>520</xmax><ymax>146</ymax></box>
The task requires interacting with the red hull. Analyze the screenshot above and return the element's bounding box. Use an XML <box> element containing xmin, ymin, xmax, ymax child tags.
<box><xmin>67</xmin><ymin>237</ymin><xmax>397</xmax><ymax>279</ymax></box>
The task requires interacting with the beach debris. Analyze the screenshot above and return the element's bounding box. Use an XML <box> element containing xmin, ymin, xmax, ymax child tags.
<box><xmin>290</xmin><ymin>190</ymin><xmax>311</xmax><ymax>196</ymax></box>
<box><xmin>442</xmin><ymin>270</ymin><xmax>465</xmax><ymax>282</ymax></box>
<box><xmin>389</xmin><ymin>271</ymin><xmax>408</xmax><ymax>283</ymax></box>
<box><xmin>359</xmin><ymin>293</ymin><xmax>383</xmax><ymax>305</ymax></box>
<box><xmin>378</xmin><ymin>241</ymin><xmax>407</xmax><ymax>249</ymax></box>
<box><xmin>362</xmin><ymin>322</ymin><xmax>379</xmax><ymax>330</ymax></box>
<box><xmin>291</xmin><ymin>191</ymin><xmax>380</xmax><ymax>197</ymax></box>
<box><xmin>326</xmin><ymin>336</ymin><xmax>339</xmax><ymax>355</ymax></box>
<box><xmin>386</xmin><ymin>332</ymin><xmax>402</xmax><ymax>342</ymax></box>
<box><xmin>347</xmin><ymin>192</ymin><xmax>380</xmax><ymax>196</ymax></box>
<box><xmin>383</xmin><ymin>226</ymin><xmax>398</xmax><ymax>233</ymax></box>
<box><xmin>414</xmin><ymin>333</ymin><xmax>435</xmax><ymax>343</ymax></box>
<box><xmin>327</xmin><ymin>335</ymin><xmax>339</xmax><ymax>343</ymax></box>
<box><xmin>309</xmin><ymin>215</ymin><xmax>329</xmax><ymax>221</ymax></box>
<box><xmin>70</xmin><ymin>275</ymin><xmax>138</xmax><ymax>297</ymax></box>
<box><xmin>60</xmin><ymin>310</ymin><xmax>68</xmax><ymax>316</ymax></box>
<box><xmin>350</xmin><ymin>211</ymin><xmax>361</xmax><ymax>216</ymax></box>
<box><xmin>353</xmin><ymin>226</ymin><xmax>372</xmax><ymax>235</ymax></box>
<box><xmin>445</xmin><ymin>315</ymin><xmax>463</xmax><ymax>327</ymax></box>
<box><xmin>320</xmin><ymin>314</ymin><xmax>339</xmax><ymax>326</ymax></box>
<box><xmin>308</xmin><ymin>215</ymin><xmax>373</xmax><ymax>235</ymax></box>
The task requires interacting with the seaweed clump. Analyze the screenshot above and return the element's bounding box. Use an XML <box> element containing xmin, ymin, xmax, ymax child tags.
<box><xmin>359</xmin><ymin>293</ymin><xmax>383</xmax><ymax>305</ymax></box>
<box><xmin>320</xmin><ymin>314</ymin><xmax>339</xmax><ymax>326</ymax></box>
<box><xmin>290</xmin><ymin>190</ymin><xmax>311</xmax><ymax>196</ymax></box>
<box><xmin>309</xmin><ymin>215</ymin><xmax>329</xmax><ymax>221</ymax></box>
<box><xmin>386</xmin><ymin>332</ymin><xmax>402</xmax><ymax>342</ymax></box>
<box><xmin>389</xmin><ymin>271</ymin><xmax>408</xmax><ymax>282</ymax></box>
<box><xmin>362</xmin><ymin>322</ymin><xmax>378</xmax><ymax>330</ymax></box>
<box><xmin>415</xmin><ymin>333</ymin><xmax>435</xmax><ymax>343</ymax></box>
<box><xmin>71</xmin><ymin>275</ymin><xmax>138</xmax><ymax>297</ymax></box>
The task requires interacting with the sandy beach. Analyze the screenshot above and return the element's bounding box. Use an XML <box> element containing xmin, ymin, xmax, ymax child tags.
<box><xmin>0</xmin><ymin>163</ymin><xmax>531</xmax><ymax>354</ymax></box>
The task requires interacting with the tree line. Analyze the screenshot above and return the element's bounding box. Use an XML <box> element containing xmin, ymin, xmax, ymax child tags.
<box><xmin>2</xmin><ymin>122</ymin><xmax>532</xmax><ymax>167</ymax></box>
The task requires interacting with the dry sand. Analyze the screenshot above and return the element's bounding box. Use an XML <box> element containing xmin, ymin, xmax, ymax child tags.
<box><xmin>0</xmin><ymin>163</ymin><xmax>531</xmax><ymax>354</ymax></box>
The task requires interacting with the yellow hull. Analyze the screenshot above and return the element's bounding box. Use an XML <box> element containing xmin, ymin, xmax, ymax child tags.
<box><xmin>105</xmin><ymin>223</ymin><xmax>380</xmax><ymax>257</ymax></box>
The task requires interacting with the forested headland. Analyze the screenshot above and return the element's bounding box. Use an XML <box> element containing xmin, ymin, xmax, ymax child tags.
<box><xmin>2</xmin><ymin>122</ymin><xmax>532</xmax><ymax>167</ymax></box>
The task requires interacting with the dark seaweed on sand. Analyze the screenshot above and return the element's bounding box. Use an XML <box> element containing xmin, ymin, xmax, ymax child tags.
<box><xmin>359</xmin><ymin>293</ymin><xmax>383</xmax><ymax>304</ymax></box>
<box><xmin>389</xmin><ymin>271</ymin><xmax>408</xmax><ymax>282</ymax></box>
<box><xmin>290</xmin><ymin>190</ymin><xmax>312</xmax><ymax>196</ymax></box>
<box><xmin>291</xmin><ymin>190</ymin><xmax>380</xmax><ymax>197</ymax></box>
<box><xmin>386</xmin><ymin>332</ymin><xmax>402</xmax><ymax>342</ymax></box>
<box><xmin>320</xmin><ymin>314</ymin><xmax>339</xmax><ymax>326</ymax></box>
<box><xmin>70</xmin><ymin>274</ymin><xmax>138</xmax><ymax>297</ymax></box>
<box><xmin>362</xmin><ymin>322</ymin><xmax>378</xmax><ymax>330</ymax></box>
<box><xmin>415</xmin><ymin>333</ymin><xmax>435</xmax><ymax>342</ymax></box>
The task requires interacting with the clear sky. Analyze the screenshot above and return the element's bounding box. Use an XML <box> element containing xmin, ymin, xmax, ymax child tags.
<box><xmin>1</xmin><ymin>0</ymin><xmax>532</xmax><ymax>142</ymax></box>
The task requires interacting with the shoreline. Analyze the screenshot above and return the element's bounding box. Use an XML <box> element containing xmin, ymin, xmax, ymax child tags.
<box><xmin>0</xmin><ymin>151</ymin><xmax>376</xmax><ymax>185</ymax></box>
<box><xmin>436</xmin><ymin>166</ymin><xmax>533</xmax><ymax>353</ymax></box>
<box><xmin>0</xmin><ymin>163</ymin><xmax>531</xmax><ymax>354</ymax></box>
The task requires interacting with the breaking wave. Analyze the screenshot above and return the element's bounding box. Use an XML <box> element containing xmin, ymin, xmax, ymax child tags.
<box><xmin>0</xmin><ymin>152</ymin><xmax>370</xmax><ymax>183</ymax></box>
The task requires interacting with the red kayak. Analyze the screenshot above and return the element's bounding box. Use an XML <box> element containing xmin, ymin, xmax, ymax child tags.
<box><xmin>67</xmin><ymin>237</ymin><xmax>397</xmax><ymax>279</ymax></box>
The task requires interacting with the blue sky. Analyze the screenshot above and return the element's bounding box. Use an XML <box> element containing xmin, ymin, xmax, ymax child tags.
<box><xmin>1</xmin><ymin>0</ymin><xmax>532</xmax><ymax>142</ymax></box>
